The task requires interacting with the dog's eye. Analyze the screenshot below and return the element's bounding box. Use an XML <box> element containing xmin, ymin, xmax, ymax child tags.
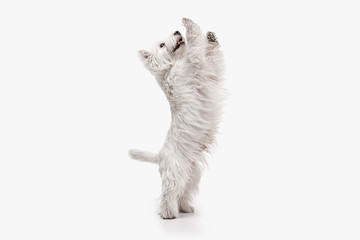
<box><xmin>160</xmin><ymin>43</ymin><xmax>165</xmax><ymax>48</ymax></box>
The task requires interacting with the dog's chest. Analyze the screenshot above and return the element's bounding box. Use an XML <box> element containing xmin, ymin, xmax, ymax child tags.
<box><xmin>162</xmin><ymin>73</ymin><xmax>176</xmax><ymax>100</ymax></box>
<box><xmin>160</xmin><ymin>71</ymin><xmax>189</xmax><ymax>111</ymax></box>
<box><xmin>162</xmin><ymin>66</ymin><xmax>185</xmax><ymax>100</ymax></box>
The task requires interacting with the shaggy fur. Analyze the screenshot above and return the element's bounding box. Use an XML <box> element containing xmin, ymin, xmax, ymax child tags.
<box><xmin>129</xmin><ymin>18</ymin><xmax>225</xmax><ymax>219</ymax></box>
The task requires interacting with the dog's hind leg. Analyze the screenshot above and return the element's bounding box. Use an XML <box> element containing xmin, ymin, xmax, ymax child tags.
<box><xmin>159</xmin><ymin>180</ymin><xmax>179</xmax><ymax>219</ymax></box>
<box><xmin>178</xmin><ymin>161</ymin><xmax>202</xmax><ymax>213</ymax></box>
<box><xmin>159</xmin><ymin>159</ymin><xmax>190</xmax><ymax>219</ymax></box>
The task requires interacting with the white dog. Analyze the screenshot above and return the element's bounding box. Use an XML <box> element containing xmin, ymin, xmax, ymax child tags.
<box><xmin>129</xmin><ymin>18</ymin><xmax>225</xmax><ymax>219</ymax></box>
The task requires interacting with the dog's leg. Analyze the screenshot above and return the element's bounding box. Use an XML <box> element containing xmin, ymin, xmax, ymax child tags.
<box><xmin>207</xmin><ymin>31</ymin><xmax>219</xmax><ymax>45</ymax></box>
<box><xmin>182</xmin><ymin>18</ymin><xmax>202</xmax><ymax>44</ymax></box>
<box><xmin>206</xmin><ymin>31</ymin><xmax>220</xmax><ymax>56</ymax></box>
<box><xmin>178</xmin><ymin>161</ymin><xmax>202</xmax><ymax>213</ymax></box>
<box><xmin>159</xmin><ymin>164</ymin><xmax>187</xmax><ymax>219</ymax></box>
<box><xmin>205</xmin><ymin>31</ymin><xmax>225</xmax><ymax>80</ymax></box>
<box><xmin>182</xmin><ymin>18</ymin><xmax>205</xmax><ymax>67</ymax></box>
<box><xmin>159</xmin><ymin>180</ymin><xmax>179</xmax><ymax>219</ymax></box>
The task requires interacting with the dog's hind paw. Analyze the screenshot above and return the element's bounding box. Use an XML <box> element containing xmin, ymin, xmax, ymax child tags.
<box><xmin>159</xmin><ymin>210</ymin><xmax>177</xmax><ymax>220</ymax></box>
<box><xmin>179</xmin><ymin>205</ymin><xmax>195</xmax><ymax>213</ymax></box>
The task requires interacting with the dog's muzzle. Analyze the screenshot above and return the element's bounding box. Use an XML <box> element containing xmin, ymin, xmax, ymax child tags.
<box><xmin>173</xmin><ymin>31</ymin><xmax>185</xmax><ymax>52</ymax></box>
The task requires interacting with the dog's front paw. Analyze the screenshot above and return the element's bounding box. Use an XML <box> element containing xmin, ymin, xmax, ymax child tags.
<box><xmin>207</xmin><ymin>31</ymin><xmax>218</xmax><ymax>43</ymax></box>
<box><xmin>182</xmin><ymin>17</ymin><xmax>194</xmax><ymax>27</ymax></box>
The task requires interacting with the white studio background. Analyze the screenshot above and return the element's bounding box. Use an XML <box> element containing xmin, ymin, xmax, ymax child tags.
<box><xmin>0</xmin><ymin>0</ymin><xmax>359</xmax><ymax>240</ymax></box>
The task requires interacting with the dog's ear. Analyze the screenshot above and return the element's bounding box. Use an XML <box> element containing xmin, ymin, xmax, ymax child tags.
<box><xmin>138</xmin><ymin>50</ymin><xmax>151</xmax><ymax>61</ymax></box>
<box><xmin>138</xmin><ymin>49</ymin><xmax>171</xmax><ymax>73</ymax></box>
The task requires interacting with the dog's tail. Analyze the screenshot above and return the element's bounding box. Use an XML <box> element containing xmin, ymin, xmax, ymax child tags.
<box><xmin>128</xmin><ymin>149</ymin><xmax>159</xmax><ymax>164</ymax></box>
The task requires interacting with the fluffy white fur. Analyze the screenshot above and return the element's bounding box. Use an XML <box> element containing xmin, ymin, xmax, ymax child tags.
<box><xmin>129</xmin><ymin>18</ymin><xmax>225</xmax><ymax>219</ymax></box>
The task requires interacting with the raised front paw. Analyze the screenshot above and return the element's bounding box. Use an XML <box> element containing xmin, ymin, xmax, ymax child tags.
<box><xmin>182</xmin><ymin>17</ymin><xmax>201</xmax><ymax>38</ymax></box>
<box><xmin>182</xmin><ymin>17</ymin><xmax>194</xmax><ymax>27</ymax></box>
<box><xmin>207</xmin><ymin>31</ymin><xmax>218</xmax><ymax>43</ymax></box>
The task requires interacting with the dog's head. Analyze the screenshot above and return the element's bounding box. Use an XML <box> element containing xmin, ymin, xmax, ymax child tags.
<box><xmin>138</xmin><ymin>31</ymin><xmax>185</xmax><ymax>75</ymax></box>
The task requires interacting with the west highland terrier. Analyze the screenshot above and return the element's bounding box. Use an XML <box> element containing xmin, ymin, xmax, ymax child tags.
<box><xmin>129</xmin><ymin>18</ymin><xmax>225</xmax><ymax>219</ymax></box>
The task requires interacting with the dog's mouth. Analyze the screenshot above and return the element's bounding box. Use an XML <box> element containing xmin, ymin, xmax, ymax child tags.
<box><xmin>173</xmin><ymin>36</ymin><xmax>185</xmax><ymax>52</ymax></box>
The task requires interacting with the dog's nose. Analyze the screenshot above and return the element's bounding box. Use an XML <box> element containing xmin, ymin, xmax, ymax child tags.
<box><xmin>174</xmin><ymin>31</ymin><xmax>181</xmax><ymax>36</ymax></box>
